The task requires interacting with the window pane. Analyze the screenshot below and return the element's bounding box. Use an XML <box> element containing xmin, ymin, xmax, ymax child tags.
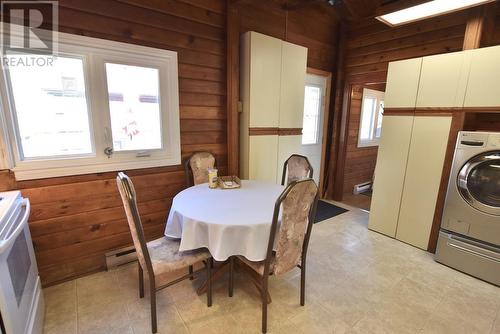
<box><xmin>105</xmin><ymin>63</ymin><xmax>162</xmax><ymax>152</ymax></box>
<box><xmin>360</xmin><ymin>97</ymin><xmax>375</xmax><ymax>141</ymax></box>
<box><xmin>8</xmin><ymin>55</ymin><xmax>92</xmax><ymax>158</ymax></box>
<box><xmin>375</xmin><ymin>100</ymin><xmax>384</xmax><ymax>138</ymax></box>
<box><xmin>302</xmin><ymin>85</ymin><xmax>321</xmax><ymax>145</ymax></box>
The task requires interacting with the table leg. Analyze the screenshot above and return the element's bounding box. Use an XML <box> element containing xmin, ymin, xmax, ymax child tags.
<box><xmin>196</xmin><ymin>258</ymin><xmax>272</xmax><ymax>304</ymax></box>
<box><xmin>196</xmin><ymin>261</ymin><xmax>229</xmax><ymax>295</ymax></box>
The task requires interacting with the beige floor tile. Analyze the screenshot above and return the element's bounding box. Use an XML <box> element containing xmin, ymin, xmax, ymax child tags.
<box><xmin>43</xmin><ymin>281</ymin><xmax>77</xmax><ymax>334</ymax></box>
<box><xmin>42</xmin><ymin>207</ymin><xmax>499</xmax><ymax>334</ymax></box>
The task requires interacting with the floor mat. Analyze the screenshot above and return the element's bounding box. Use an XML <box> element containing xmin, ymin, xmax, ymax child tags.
<box><xmin>314</xmin><ymin>200</ymin><xmax>348</xmax><ymax>223</ymax></box>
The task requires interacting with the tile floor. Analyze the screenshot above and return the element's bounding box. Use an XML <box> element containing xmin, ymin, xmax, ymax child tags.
<box><xmin>43</xmin><ymin>204</ymin><xmax>500</xmax><ymax>334</ymax></box>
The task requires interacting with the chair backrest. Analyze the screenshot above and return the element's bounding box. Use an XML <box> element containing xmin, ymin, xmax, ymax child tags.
<box><xmin>281</xmin><ymin>154</ymin><xmax>314</xmax><ymax>186</ymax></box>
<box><xmin>184</xmin><ymin>152</ymin><xmax>216</xmax><ymax>186</ymax></box>
<box><xmin>265</xmin><ymin>179</ymin><xmax>319</xmax><ymax>276</ymax></box>
<box><xmin>116</xmin><ymin>172</ymin><xmax>153</xmax><ymax>273</ymax></box>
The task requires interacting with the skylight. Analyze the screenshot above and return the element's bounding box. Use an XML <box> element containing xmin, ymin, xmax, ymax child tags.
<box><xmin>376</xmin><ymin>0</ymin><xmax>495</xmax><ymax>27</ymax></box>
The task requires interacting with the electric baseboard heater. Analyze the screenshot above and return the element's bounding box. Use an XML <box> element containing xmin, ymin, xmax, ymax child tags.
<box><xmin>353</xmin><ymin>181</ymin><xmax>372</xmax><ymax>195</ymax></box>
<box><xmin>105</xmin><ymin>246</ymin><xmax>137</xmax><ymax>270</ymax></box>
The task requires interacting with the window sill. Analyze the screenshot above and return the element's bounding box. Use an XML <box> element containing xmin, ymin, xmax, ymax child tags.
<box><xmin>11</xmin><ymin>157</ymin><xmax>181</xmax><ymax>180</ymax></box>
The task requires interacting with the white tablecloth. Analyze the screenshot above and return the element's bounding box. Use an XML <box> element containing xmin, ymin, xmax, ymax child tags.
<box><xmin>165</xmin><ymin>180</ymin><xmax>285</xmax><ymax>261</ymax></box>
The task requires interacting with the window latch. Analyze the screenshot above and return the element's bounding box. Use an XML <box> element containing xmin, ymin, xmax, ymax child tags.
<box><xmin>104</xmin><ymin>147</ymin><xmax>114</xmax><ymax>158</ymax></box>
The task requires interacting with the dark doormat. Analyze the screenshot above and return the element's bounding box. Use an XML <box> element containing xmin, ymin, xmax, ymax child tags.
<box><xmin>314</xmin><ymin>200</ymin><xmax>348</xmax><ymax>223</ymax></box>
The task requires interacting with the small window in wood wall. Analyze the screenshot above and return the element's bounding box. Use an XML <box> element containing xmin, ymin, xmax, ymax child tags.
<box><xmin>358</xmin><ymin>88</ymin><xmax>385</xmax><ymax>148</ymax></box>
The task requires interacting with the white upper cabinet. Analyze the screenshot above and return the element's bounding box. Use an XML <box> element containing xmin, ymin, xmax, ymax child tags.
<box><xmin>279</xmin><ymin>41</ymin><xmax>307</xmax><ymax>128</ymax></box>
<box><xmin>464</xmin><ymin>45</ymin><xmax>500</xmax><ymax>107</ymax></box>
<box><xmin>385</xmin><ymin>58</ymin><xmax>422</xmax><ymax>108</ymax></box>
<box><xmin>416</xmin><ymin>52</ymin><xmax>472</xmax><ymax>108</ymax></box>
<box><xmin>245</xmin><ymin>32</ymin><xmax>282</xmax><ymax>127</ymax></box>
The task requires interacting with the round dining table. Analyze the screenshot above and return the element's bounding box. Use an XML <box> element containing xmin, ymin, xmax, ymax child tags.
<box><xmin>164</xmin><ymin>180</ymin><xmax>285</xmax><ymax>262</ymax></box>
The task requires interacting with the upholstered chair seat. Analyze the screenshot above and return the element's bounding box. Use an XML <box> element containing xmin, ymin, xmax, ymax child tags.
<box><xmin>237</xmin><ymin>255</ymin><xmax>275</xmax><ymax>276</ymax></box>
<box><xmin>147</xmin><ymin>238</ymin><xmax>211</xmax><ymax>274</ymax></box>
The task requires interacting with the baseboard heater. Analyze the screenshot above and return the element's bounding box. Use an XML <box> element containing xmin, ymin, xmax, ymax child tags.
<box><xmin>105</xmin><ymin>246</ymin><xmax>137</xmax><ymax>270</ymax></box>
<box><xmin>353</xmin><ymin>181</ymin><xmax>372</xmax><ymax>195</ymax></box>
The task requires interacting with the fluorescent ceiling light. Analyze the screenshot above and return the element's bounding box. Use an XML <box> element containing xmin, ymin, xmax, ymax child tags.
<box><xmin>377</xmin><ymin>0</ymin><xmax>495</xmax><ymax>27</ymax></box>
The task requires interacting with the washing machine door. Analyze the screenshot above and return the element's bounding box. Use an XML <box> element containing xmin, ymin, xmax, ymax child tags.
<box><xmin>458</xmin><ymin>151</ymin><xmax>500</xmax><ymax>216</ymax></box>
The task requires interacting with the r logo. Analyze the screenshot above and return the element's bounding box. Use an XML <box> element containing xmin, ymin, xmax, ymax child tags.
<box><xmin>1</xmin><ymin>1</ymin><xmax>58</xmax><ymax>55</ymax></box>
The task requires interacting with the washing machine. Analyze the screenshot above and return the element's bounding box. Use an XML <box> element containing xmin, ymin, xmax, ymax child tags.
<box><xmin>435</xmin><ymin>131</ymin><xmax>500</xmax><ymax>286</ymax></box>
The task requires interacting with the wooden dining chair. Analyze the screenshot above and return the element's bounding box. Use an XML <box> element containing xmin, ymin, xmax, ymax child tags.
<box><xmin>184</xmin><ymin>152</ymin><xmax>216</xmax><ymax>186</ymax></box>
<box><xmin>116</xmin><ymin>172</ymin><xmax>213</xmax><ymax>333</ymax></box>
<box><xmin>228</xmin><ymin>179</ymin><xmax>319</xmax><ymax>333</ymax></box>
<box><xmin>281</xmin><ymin>154</ymin><xmax>314</xmax><ymax>186</ymax></box>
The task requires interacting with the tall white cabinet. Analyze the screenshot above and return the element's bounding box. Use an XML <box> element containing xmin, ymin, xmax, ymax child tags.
<box><xmin>370</xmin><ymin>44</ymin><xmax>500</xmax><ymax>249</ymax></box>
<box><xmin>369</xmin><ymin>58</ymin><xmax>453</xmax><ymax>250</ymax></box>
<box><xmin>240</xmin><ymin>31</ymin><xmax>307</xmax><ymax>183</ymax></box>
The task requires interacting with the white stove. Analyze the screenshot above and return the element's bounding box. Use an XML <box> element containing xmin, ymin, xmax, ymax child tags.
<box><xmin>0</xmin><ymin>191</ymin><xmax>43</xmax><ymax>334</ymax></box>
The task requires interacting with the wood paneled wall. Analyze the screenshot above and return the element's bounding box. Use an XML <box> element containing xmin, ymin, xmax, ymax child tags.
<box><xmin>0</xmin><ymin>0</ymin><xmax>227</xmax><ymax>286</ymax></box>
<box><xmin>343</xmin><ymin>83</ymin><xmax>385</xmax><ymax>195</ymax></box>
<box><xmin>345</xmin><ymin>10</ymin><xmax>470</xmax><ymax>83</ymax></box>
<box><xmin>235</xmin><ymin>0</ymin><xmax>339</xmax><ymax>72</ymax></box>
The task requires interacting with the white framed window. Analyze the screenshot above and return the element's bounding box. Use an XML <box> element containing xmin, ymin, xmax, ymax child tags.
<box><xmin>358</xmin><ymin>88</ymin><xmax>385</xmax><ymax>148</ymax></box>
<box><xmin>302</xmin><ymin>84</ymin><xmax>322</xmax><ymax>145</ymax></box>
<box><xmin>0</xmin><ymin>27</ymin><xmax>181</xmax><ymax>180</ymax></box>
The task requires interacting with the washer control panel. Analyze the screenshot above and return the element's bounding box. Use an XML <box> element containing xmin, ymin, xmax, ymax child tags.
<box><xmin>487</xmin><ymin>133</ymin><xmax>500</xmax><ymax>148</ymax></box>
<box><xmin>458</xmin><ymin>131</ymin><xmax>488</xmax><ymax>148</ymax></box>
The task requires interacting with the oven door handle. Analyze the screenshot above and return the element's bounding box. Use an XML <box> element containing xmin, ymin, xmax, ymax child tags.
<box><xmin>0</xmin><ymin>199</ymin><xmax>30</xmax><ymax>253</ymax></box>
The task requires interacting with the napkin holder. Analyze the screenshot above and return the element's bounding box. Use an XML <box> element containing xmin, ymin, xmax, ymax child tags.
<box><xmin>218</xmin><ymin>176</ymin><xmax>241</xmax><ymax>189</ymax></box>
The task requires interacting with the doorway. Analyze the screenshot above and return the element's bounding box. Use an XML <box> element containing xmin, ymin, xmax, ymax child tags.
<box><xmin>335</xmin><ymin>83</ymin><xmax>386</xmax><ymax>211</ymax></box>
<box><xmin>301</xmin><ymin>69</ymin><xmax>331</xmax><ymax>196</ymax></box>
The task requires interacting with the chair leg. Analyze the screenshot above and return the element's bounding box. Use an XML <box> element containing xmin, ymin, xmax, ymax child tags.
<box><xmin>138</xmin><ymin>263</ymin><xmax>144</xmax><ymax>299</ymax></box>
<box><xmin>261</xmin><ymin>275</ymin><xmax>269</xmax><ymax>333</ymax></box>
<box><xmin>206</xmin><ymin>258</ymin><xmax>213</xmax><ymax>307</ymax></box>
<box><xmin>228</xmin><ymin>256</ymin><xmax>234</xmax><ymax>297</ymax></box>
<box><xmin>300</xmin><ymin>262</ymin><xmax>306</xmax><ymax>306</ymax></box>
<box><xmin>189</xmin><ymin>265</ymin><xmax>194</xmax><ymax>280</ymax></box>
<box><xmin>150</xmin><ymin>279</ymin><xmax>157</xmax><ymax>333</ymax></box>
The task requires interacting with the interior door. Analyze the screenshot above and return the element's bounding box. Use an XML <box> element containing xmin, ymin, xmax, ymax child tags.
<box><xmin>301</xmin><ymin>73</ymin><xmax>327</xmax><ymax>185</ymax></box>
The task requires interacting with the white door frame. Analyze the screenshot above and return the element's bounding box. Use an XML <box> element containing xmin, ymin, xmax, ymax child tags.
<box><xmin>305</xmin><ymin>68</ymin><xmax>331</xmax><ymax>197</ymax></box>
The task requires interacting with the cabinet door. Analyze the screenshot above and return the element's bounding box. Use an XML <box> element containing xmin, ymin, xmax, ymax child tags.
<box><xmin>464</xmin><ymin>45</ymin><xmax>500</xmax><ymax>107</ymax></box>
<box><xmin>249</xmin><ymin>135</ymin><xmax>279</xmax><ymax>182</ymax></box>
<box><xmin>369</xmin><ymin>116</ymin><xmax>414</xmax><ymax>237</ymax></box>
<box><xmin>276</xmin><ymin>135</ymin><xmax>302</xmax><ymax>184</ymax></box>
<box><xmin>248</xmin><ymin>32</ymin><xmax>282</xmax><ymax>127</ymax></box>
<box><xmin>279</xmin><ymin>41</ymin><xmax>308</xmax><ymax>129</ymax></box>
<box><xmin>385</xmin><ymin>58</ymin><xmax>422</xmax><ymax>108</ymax></box>
<box><xmin>416</xmin><ymin>52</ymin><xmax>471</xmax><ymax>108</ymax></box>
<box><xmin>396</xmin><ymin>116</ymin><xmax>452</xmax><ymax>249</ymax></box>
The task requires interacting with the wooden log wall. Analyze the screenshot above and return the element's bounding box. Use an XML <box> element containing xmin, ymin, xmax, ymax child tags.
<box><xmin>0</xmin><ymin>0</ymin><xmax>227</xmax><ymax>286</ymax></box>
